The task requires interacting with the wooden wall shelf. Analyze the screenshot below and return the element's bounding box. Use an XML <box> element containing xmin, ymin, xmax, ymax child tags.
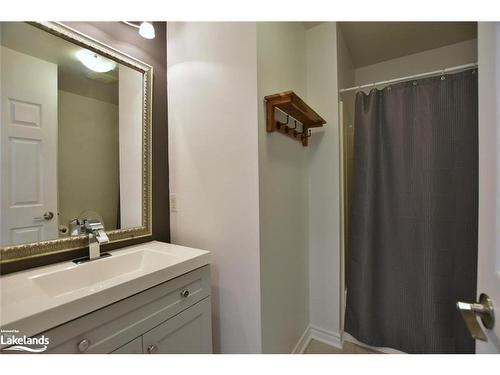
<box><xmin>264</xmin><ymin>91</ymin><xmax>326</xmax><ymax>146</ymax></box>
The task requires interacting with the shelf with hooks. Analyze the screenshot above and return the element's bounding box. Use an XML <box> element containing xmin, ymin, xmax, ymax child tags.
<box><xmin>264</xmin><ymin>90</ymin><xmax>326</xmax><ymax>147</ymax></box>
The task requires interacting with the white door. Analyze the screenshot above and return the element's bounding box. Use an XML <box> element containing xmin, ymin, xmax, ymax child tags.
<box><xmin>0</xmin><ymin>46</ymin><xmax>58</xmax><ymax>245</ymax></box>
<box><xmin>473</xmin><ymin>22</ymin><xmax>500</xmax><ymax>353</ymax></box>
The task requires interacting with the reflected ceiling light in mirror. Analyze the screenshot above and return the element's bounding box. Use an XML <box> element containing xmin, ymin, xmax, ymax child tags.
<box><xmin>122</xmin><ymin>21</ymin><xmax>155</xmax><ymax>39</ymax></box>
<box><xmin>76</xmin><ymin>49</ymin><xmax>116</xmax><ymax>73</ymax></box>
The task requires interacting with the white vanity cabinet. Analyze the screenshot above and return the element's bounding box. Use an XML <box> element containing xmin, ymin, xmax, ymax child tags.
<box><xmin>40</xmin><ymin>265</ymin><xmax>212</xmax><ymax>354</ymax></box>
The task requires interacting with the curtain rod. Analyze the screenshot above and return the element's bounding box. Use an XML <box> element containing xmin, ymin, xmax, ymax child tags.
<box><xmin>339</xmin><ymin>62</ymin><xmax>478</xmax><ymax>94</ymax></box>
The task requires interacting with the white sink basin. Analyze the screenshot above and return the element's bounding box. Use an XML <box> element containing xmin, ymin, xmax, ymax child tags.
<box><xmin>31</xmin><ymin>248</ymin><xmax>180</xmax><ymax>298</ymax></box>
<box><xmin>0</xmin><ymin>241</ymin><xmax>210</xmax><ymax>339</ymax></box>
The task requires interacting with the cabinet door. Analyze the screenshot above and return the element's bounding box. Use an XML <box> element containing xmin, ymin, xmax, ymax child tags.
<box><xmin>143</xmin><ymin>297</ymin><xmax>212</xmax><ymax>354</ymax></box>
<box><xmin>111</xmin><ymin>337</ymin><xmax>143</xmax><ymax>354</ymax></box>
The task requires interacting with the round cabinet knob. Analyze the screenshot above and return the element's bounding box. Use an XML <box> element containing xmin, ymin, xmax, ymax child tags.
<box><xmin>147</xmin><ymin>344</ymin><xmax>158</xmax><ymax>354</ymax></box>
<box><xmin>180</xmin><ymin>289</ymin><xmax>190</xmax><ymax>298</ymax></box>
<box><xmin>77</xmin><ymin>338</ymin><xmax>90</xmax><ymax>352</ymax></box>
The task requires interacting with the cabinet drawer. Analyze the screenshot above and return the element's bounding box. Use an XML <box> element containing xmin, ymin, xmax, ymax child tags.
<box><xmin>41</xmin><ymin>265</ymin><xmax>210</xmax><ymax>353</ymax></box>
<box><xmin>143</xmin><ymin>297</ymin><xmax>212</xmax><ymax>354</ymax></box>
<box><xmin>111</xmin><ymin>337</ymin><xmax>143</xmax><ymax>354</ymax></box>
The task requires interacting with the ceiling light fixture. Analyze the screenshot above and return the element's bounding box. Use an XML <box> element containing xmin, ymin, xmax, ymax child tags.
<box><xmin>139</xmin><ymin>22</ymin><xmax>155</xmax><ymax>39</ymax></box>
<box><xmin>76</xmin><ymin>49</ymin><xmax>116</xmax><ymax>73</ymax></box>
<box><xmin>122</xmin><ymin>21</ymin><xmax>156</xmax><ymax>39</ymax></box>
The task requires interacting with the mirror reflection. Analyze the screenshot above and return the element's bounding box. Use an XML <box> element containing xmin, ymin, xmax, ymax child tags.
<box><xmin>0</xmin><ymin>22</ymin><xmax>144</xmax><ymax>246</ymax></box>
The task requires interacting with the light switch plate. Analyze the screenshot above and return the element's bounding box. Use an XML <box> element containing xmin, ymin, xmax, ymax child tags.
<box><xmin>169</xmin><ymin>193</ymin><xmax>177</xmax><ymax>212</ymax></box>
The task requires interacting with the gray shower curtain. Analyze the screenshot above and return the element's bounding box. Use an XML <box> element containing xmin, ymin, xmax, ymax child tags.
<box><xmin>345</xmin><ymin>70</ymin><xmax>478</xmax><ymax>354</ymax></box>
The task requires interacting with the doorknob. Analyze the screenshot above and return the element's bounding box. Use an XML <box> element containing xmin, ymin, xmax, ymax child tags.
<box><xmin>457</xmin><ymin>293</ymin><xmax>495</xmax><ymax>341</ymax></box>
<box><xmin>33</xmin><ymin>211</ymin><xmax>54</xmax><ymax>221</ymax></box>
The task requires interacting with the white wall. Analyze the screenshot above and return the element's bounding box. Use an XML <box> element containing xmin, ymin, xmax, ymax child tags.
<box><xmin>58</xmin><ymin>90</ymin><xmax>119</xmax><ymax>231</ymax></box>
<box><xmin>118</xmin><ymin>65</ymin><xmax>143</xmax><ymax>228</ymax></box>
<box><xmin>256</xmin><ymin>22</ymin><xmax>342</xmax><ymax>353</ymax></box>
<box><xmin>167</xmin><ymin>22</ymin><xmax>262</xmax><ymax>354</ymax></box>
<box><xmin>306</xmin><ymin>23</ymin><xmax>342</xmax><ymax>345</ymax></box>
<box><xmin>168</xmin><ymin>22</ymin><xmax>343</xmax><ymax>353</ymax></box>
<box><xmin>354</xmin><ymin>39</ymin><xmax>477</xmax><ymax>86</ymax></box>
<box><xmin>337</xmin><ymin>26</ymin><xmax>356</xmax><ymax>124</ymax></box>
<box><xmin>337</xmin><ymin>27</ymin><xmax>355</xmax><ymax>91</ymax></box>
<box><xmin>257</xmin><ymin>22</ymin><xmax>309</xmax><ymax>354</ymax></box>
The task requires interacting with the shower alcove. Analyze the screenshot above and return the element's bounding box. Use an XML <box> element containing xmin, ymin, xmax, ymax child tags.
<box><xmin>337</xmin><ymin>22</ymin><xmax>479</xmax><ymax>354</ymax></box>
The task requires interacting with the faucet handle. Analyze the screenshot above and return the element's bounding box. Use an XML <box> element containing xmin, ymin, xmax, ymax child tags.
<box><xmin>96</xmin><ymin>229</ymin><xmax>109</xmax><ymax>244</ymax></box>
<box><xmin>84</xmin><ymin>219</ymin><xmax>105</xmax><ymax>233</ymax></box>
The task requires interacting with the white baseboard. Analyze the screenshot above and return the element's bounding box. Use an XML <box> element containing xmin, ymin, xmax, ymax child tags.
<box><xmin>343</xmin><ymin>332</ymin><xmax>406</xmax><ymax>354</ymax></box>
<box><xmin>292</xmin><ymin>325</ymin><xmax>343</xmax><ymax>353</ymax></box>
<box><xmin>292</xmin><ymin>324</ymin><xmax>406</xmax><ymax>354</ymax></box>
<box><xmin>291</xmin><ymin>325</ymin><xmax>312</xmax><ymax>354</ymax></box>
<box><xmin>309</xmin><ymin>325</ymin><xmax>342</xmax><ymax>350</ymax></box>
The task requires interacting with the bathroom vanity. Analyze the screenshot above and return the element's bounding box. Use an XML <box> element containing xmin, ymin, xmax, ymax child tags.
<box><xmin>0</xmin><ymin>241</ymin><xmax>212</xmax><ymax>354</ymax></box>
<box><xmin>0</xmin><ymin>23</ymin><xmax>212</xmax><ymax>354</ymax></box>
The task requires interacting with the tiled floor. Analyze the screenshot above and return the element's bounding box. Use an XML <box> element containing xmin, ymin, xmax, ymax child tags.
<box><xmin>304</xmin><ymin>339</ymin><xmax>381</xmax><ymax>354</ymax></box>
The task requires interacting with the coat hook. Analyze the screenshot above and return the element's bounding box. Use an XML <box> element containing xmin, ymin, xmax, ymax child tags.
<box><xmin>290</xmin><ymin>119</ymin><xmax>298</xmax><ymax>130</ymax></box>
<box><xmin>276</xmin><ymin>114</ymin><xmax>290</xmax><ymax>130</ymax></box>
<box><xmin>304</xmin><ymin>128</ymin><xmax>312</xmax><ymax>138</ymax></box>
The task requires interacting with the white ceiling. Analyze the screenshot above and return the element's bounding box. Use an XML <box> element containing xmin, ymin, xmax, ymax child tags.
<box><xmin>338</xmin><ymin>22</ymin><xmax>477</xmax><ymax>68</ymax></box>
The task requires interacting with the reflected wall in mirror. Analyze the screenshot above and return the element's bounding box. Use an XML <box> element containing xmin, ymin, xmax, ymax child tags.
<box><xmin>0</xmin><ymin>22</ymin><xmax>152</xmax><ymax>252</ymax></box>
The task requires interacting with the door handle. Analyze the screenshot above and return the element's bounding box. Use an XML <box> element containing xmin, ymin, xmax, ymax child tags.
<box><xmin>457</xmin><ymin>293</ymin><xmax>495</xmax><ymax>341</ymax></box>
<box><xmin>33</xmin><ymin>211</ymin><xmax>54</xmax><ymax>221</ymax></box>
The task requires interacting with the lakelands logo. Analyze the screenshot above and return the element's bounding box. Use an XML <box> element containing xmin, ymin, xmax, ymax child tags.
<box><xmin>1</xmin><ymin>329</ymin><xmax>49</xmax><ymax>353</ymax></box>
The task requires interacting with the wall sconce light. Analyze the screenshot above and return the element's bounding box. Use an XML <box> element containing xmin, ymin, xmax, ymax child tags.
<box><xmin>122</xmin><ymin>21</ymin><xmax>155</xmax><ymax>39</ymax></box>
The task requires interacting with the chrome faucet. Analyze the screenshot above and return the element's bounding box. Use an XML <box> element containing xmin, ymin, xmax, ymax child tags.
<box><xmin>83</xmin><ymin>219</ymin><xmax>109</xmax><ymax>260</ymax></box>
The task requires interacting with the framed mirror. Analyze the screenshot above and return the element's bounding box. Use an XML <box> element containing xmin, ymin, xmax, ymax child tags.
<box><xmin>0</xmin><ymin>22</ymin><xmax>152</xmax><ymax>264</ymax></box>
